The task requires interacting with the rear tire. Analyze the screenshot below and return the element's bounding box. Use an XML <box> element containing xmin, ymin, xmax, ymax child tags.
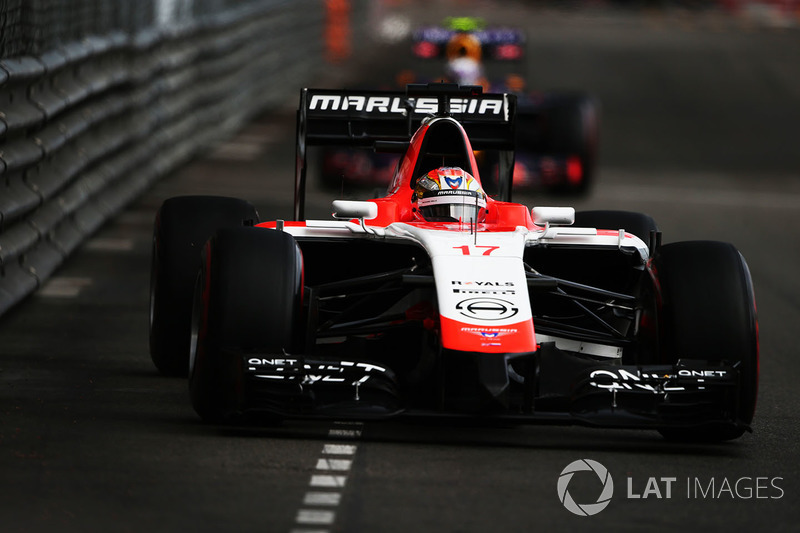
<box><xmin>149</xmin><ymin>196</ymin><xmax>258</xmax><ymax>376</ymax></box>
<box><xmin>189</xmin><ymin>227</ymin><xmax>304</xmax><ymax>423</ymax></box>
<box><xmin>655</xmin><ymin>241</ymin><xmax>758</xmax><ymax>441</ymax></box>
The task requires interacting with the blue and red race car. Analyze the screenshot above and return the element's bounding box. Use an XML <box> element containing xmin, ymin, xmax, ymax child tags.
<box><xmin>320</xmin><ymin>17</ymin><xmax>599</xmax><ymax>195</ymax></box>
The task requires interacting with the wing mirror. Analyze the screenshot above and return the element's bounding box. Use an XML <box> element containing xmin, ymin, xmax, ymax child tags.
<box><xmin>531</xmin><ymin>207</ymin><xmax>575</xmax><ymax>226</ymax></box>
<box><xmin>332</xmin><ymin>200</ymin><xmax>378</xmax><ymax>220</ymax></box>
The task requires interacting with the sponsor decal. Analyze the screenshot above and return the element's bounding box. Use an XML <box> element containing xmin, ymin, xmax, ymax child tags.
<box><xmin>460</xmin><ymin>327</ymin><xmax>518</xmax><ymax>338</ymax></box>
<box><xmin>455</xmin><ymin>297</ymin><xmax>519</xmax><ymax>321</ymax></box>
<box><xmin>452</xmin><ymin>281</ymin><xmax>514</xmax><ymax>286</ymax></box>
<box><xmin>588</xmin><ymin>367</ymin><xmax>731</xmax><ymax>393</ymax></box>
<box><xmin>677</xmin><ymin>369</ymin><xmax>728</xmax><ymax>378</ymax></box>
<box><xmin>425</xmin><ymin>188</ymin><xmax>475</xmax><ymax>198</ymax></box>
<box><xmin>460</xmin><ymin>326</ymin><xmax>518</xmax><ymax>347</ymax></box>
<box><xmin>440</xmin><ymin>316</ymin><xmax>535</xmax><ymax>352</ymax></box>
<box><xmin>444</xmin><ymin>176</ymin><xmax>463</xmax><ymax>189</ymax></box>
<box><xmin>247</xmin><ymin>357</ymin><xmax>299</xmax><ymax>366</ymax></box>
<box><xmin>452</xmin><ymin>280</ymin><xmax>515</xmax><ymax>296</ymax></box>
<box><xmin>246</xmin><ymin>358</ymin><xmax>387</xmax><ymax>386</ymax></box>
<box><xmin>589</xmin><ymin>368</ymin><xmax>686</xmax><ymax>393</ymax></box>
<box><xmin>308</xmin><ymin>94</ymin><xmax>505</xmax><ymax>116</ymax></box>
<box><xmin>453</xmin><ymin>288</ymin><xmax>515</xmax><ymax>295</ymax></box>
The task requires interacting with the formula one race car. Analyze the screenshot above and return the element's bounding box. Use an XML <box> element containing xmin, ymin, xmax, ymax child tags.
<box><xmin>320</xmin><ymin>17</ymin><xmax>598</xmax><ymax>195</ymax></box>
<box><xmin>149</xmin><ymin>84</ymin><xmax>758</xmax><ymax>441</ymax></box>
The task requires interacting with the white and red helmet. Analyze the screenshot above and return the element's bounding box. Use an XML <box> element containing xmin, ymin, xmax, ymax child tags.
<box><xmin>414</xmin><ymin>167</ymin><xmax>487</xmax><ymax>223</ymax></box>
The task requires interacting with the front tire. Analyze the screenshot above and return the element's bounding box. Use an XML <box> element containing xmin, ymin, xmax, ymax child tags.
<box><xmin>655</xmin><ymin>241</ymin><xmax>759</xmax><ymax>441</ymax></box>
<box><xmin>189</xmin><ymin>227</ymin><xmax>304</xmax><ymax>423</ymax></box>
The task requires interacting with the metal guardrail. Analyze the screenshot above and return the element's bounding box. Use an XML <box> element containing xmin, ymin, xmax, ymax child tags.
<box><xmin>0</xmin><ymin>1</ymin><xmax>350</xmax><ymax>316</ymax></box>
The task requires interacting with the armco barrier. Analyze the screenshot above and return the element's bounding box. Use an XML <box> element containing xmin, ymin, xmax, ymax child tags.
<box><xmin>0</xmin><ymin>1</ymin><xmax>351</xmax><ymax>317</ymax></box>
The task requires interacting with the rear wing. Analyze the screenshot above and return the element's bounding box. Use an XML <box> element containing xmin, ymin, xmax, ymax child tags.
<box><xmin>294</xmin><ymin>83</ymin><xmax>517</xmax><ymax>220</ymax></box>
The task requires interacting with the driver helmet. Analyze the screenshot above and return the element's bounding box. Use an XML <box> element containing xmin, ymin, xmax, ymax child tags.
<box><xmin>445</xmin><ymin>33</ymin><xmax>482</xmax><ymax>62</ymax></box>
<box><xmin>414</xmin><ymin>167</ymin><xmax>487</xmax><ymax>223</ymax></box>
<box><xmin>445</xmin><ymin>56</ymin><xmax>485</xmax><ymax>86</ymax></box>
<box><xmin>445</xmin><ymin>34</ymin><xmax>485</xmax><ymax>86</ymax></box>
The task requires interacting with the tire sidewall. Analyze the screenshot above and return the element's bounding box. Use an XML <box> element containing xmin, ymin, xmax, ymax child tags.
<box><xmin>655</xmin><ymin>241</ymin><xmax>759</xmax><ymax>435</ymax></box>
<box><xmin>189</xmin><ymin>227</ymin><xmax>304</xmax><ymax>422</ymax></box>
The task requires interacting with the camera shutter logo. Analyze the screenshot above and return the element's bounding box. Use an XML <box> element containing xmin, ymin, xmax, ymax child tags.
<box><xmin>557</xmin><ymin>459</ymin><xmax>614</xmax><ymax>516</ymax></box>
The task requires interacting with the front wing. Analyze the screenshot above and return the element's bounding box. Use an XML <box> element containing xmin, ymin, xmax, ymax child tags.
<box><xmin>238</xmin><ymin>343</ymin><xmax>749</xmax><ymax>433</ymax></box>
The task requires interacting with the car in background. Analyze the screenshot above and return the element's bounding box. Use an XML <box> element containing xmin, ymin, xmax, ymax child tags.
<box><xmin>320</xmin><ymin>17</ymin><xmax>599</xmax><ymax>196</ymax></box>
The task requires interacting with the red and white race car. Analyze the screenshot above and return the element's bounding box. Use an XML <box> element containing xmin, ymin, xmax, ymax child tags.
<box><xmin>149</xmin><ymin>84</ymin><xmax>758</xmax><ymax>441</ymax></box>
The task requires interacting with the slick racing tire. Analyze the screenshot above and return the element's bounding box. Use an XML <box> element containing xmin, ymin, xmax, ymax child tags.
<box><xmin>574</xmin><ymin>210</ymin><xmax>658</xmax><ymax>250</ymax></box>
<box><xmin>149</xmin><ymin>196</ymin><xmax>258</xmax><ymax>377</ymax></box>
<box><xmin>189</xmin><ymin>227</ymin><xmax>304</xmax><ymax>423</ymax></box>
<box><xmin>655</xmin><ymin>241</ymin><xmax>759</xmax><ymax>442</ymax></box>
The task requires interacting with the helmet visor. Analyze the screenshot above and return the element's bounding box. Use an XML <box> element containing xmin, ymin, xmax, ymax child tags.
<box><xmin>418</xmin><ymin>189</ymin><xmax>486</xmax><ymax>222</ymax></box>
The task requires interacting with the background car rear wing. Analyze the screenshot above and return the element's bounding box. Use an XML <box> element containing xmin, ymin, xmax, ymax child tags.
<box><xmin>294</xmin><ymin>83</ymin><xmax>518</xmax><ymax>220</ymax></box>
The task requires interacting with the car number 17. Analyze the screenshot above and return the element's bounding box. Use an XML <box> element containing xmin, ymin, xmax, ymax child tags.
<box><xmin>453</xmin><ymin>245</ymin><xmax>500</xmax><ymax>256</ymax></box>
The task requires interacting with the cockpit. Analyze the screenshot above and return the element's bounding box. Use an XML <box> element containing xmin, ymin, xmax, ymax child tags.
<box><xmin>410</xmin><ymin>117</ymin><xmax>477</xmax><ymax>189</ymax></box>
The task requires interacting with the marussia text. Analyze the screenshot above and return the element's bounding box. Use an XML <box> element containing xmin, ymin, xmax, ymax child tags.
<box><xmin>308</xmin><ymin>94</ymin><xmax>506</xmax><ymax>116</ymax></box>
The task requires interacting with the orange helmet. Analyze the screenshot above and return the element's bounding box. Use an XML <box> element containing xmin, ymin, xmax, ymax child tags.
<box><xmin>445</xmin><ymin>33</ymin><xmax>482</xmax><ymax>62</ymax></box>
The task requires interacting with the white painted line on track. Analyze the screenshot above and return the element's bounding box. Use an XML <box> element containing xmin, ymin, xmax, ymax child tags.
<box><xmin>296</xmin><ymin>509</ymin><xmax>336</xmax><ymax>525</ymax></box>
<box><xmin>85</xmin><ymin>237</ymin><xmax>135</xmax><ymax>252</ymax></box>
<box><xmin>292</xmin><ymin>421</ymin><xmax>363</xmax><ymax>533</ymax></box>
<box><xmin>310</xmin><ymin>474</ymin><xmax>348</xmax><ymax>488</ymax></box>
<box><xmin>315</xmin><ymin>458</ymin><xmax>353</xmax><ymax>471</ymax></box>
<box><xmin>303</xmin><ymin>492</ymin><xmax>342</xmax><ymax>506</ymax></box>
<box><xmin>38</xmin><ymin>277</ymin><xmax>93</xmax><ymax>298</ymax></box>
<box><xmin>322</xmin><ymin>444</ymin><xmax>357</xmax><ymax>455</ymax></box>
